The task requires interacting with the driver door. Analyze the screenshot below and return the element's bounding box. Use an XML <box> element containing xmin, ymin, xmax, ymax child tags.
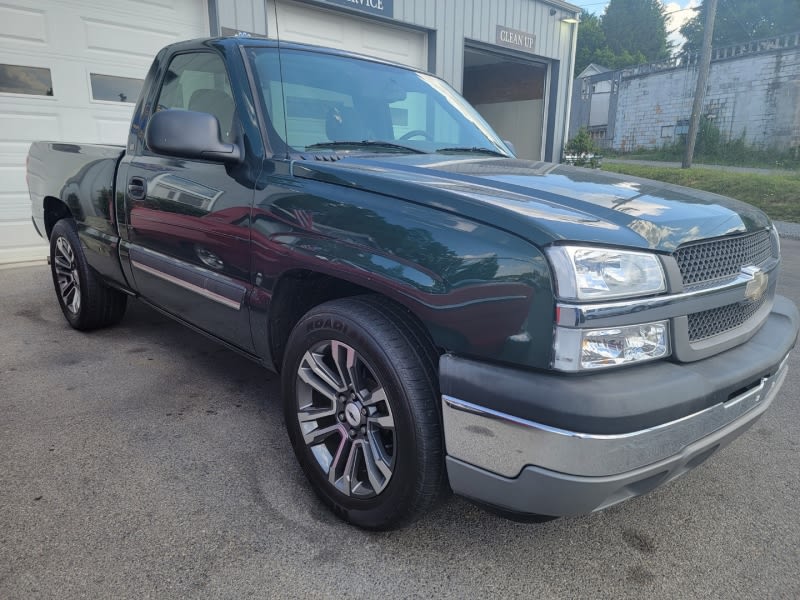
<box><xmin>121</xmin><ymin>50</ymin><xmax>256</xmax><ymax>352</ymax></box>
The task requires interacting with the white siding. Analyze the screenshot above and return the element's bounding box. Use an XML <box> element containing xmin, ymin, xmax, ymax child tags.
<box><xmin>0</xmin><ymin>0</ymin><xmax>208</xmax><ymax>264</ymax></box>
<box><xmin>262</xmin><ymin>1</ymin><xmax>427</xmax><ymax>71</ymax></box>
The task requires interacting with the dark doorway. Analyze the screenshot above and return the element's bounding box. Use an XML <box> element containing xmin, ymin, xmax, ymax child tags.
<box><xmin>463</xmin><ymin>46</ymin><xmax>547</xmax><ymax>160</ymax></box>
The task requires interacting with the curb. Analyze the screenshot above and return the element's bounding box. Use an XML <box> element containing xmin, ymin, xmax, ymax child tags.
<box><xmin>774</xmin><ymin>221</ymin><xmax>800</xmax><ymax>240</ymax></box>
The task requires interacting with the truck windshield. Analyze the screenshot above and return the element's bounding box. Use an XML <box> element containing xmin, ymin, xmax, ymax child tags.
<box><xmin>248</xmin><ymin>47</ymin><xmax>511</xmax><ymax>156</ymax></box>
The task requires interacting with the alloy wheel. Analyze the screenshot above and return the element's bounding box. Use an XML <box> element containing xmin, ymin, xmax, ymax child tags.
<box><xmin>295</xmin><ymin>340</ymin><xmax>396</xmax><ymax>498</ymax></box>
<box><xmin>53</xmin><ymin>236</ymin><xmax>81</xmax><ymax>315</ymax></box>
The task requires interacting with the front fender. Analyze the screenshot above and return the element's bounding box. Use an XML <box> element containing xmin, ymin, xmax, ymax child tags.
<box><xmin>250</xmin><ymin>174</ymin><xmax>554</xmax><ymax>369</ymax></box>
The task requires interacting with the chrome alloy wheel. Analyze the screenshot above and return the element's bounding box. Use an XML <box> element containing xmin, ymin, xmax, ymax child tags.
<box><xmin>296</xmin><ymin>340</ymin><xmax>396</xmax><ymax>498</ymax></box>
<box><xmin>53</xmin><ymin>236</ymin><xmax>81</xmax><ymax>315</ymax></box>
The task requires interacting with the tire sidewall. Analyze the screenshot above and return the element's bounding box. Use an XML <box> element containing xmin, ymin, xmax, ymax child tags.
<box><xmin>282</xmin><ymin>306</ymin><xmax>425</xmax><ymax>527</ymax></box>
<box><xmin>49</xmin><ymin>219</ymin><xmax>85</xmax><ymax>328</ymax></box>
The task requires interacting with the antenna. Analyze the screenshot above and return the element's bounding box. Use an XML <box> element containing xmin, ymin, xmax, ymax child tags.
<box><xmin>272</xmin><ymin>0</ymin><xmax>290</xmax><ymax>158</ymax></box>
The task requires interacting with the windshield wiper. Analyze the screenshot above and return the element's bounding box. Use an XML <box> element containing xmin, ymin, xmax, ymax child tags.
<box><xmin>435</xmin><ymin>146</ymin><xmax>509</xmax><ymax>157</ymax></box>
<box><xmin>305</xmin><ymin>140</ymin><xmax>425</xmax><ymax>154</ymax></box>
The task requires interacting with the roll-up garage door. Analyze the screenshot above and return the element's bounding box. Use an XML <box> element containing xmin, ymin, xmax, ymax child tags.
<box><xmin>272</xmin><ymin>1</ymin><xmax>427</xmax><ymax>71</ymax></box>
<box><xmin>0</xmin><ymin>0</ymin><xmax>208</xmax><ymax>264</ymax></box>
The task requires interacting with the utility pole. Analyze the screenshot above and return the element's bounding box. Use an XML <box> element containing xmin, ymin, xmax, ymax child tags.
<box><xmin>682</xmin><ymin>0</ymin><xmax>718</xmax><ymax>169</ymax></box>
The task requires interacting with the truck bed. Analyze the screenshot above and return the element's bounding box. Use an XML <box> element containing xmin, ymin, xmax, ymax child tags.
<box><xmin>27</xmin><ymin>141</ymin><xmax>126</xmax><ymax>285</ymax></box>
<box><xmin>28</xmin><ymin>142</ymin><xmax>125</xmax><ymax>239</ymax></box>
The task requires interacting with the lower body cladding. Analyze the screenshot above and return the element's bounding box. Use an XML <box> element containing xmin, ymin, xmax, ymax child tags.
<box><xmin>441</xmin><ymin>296</ymin><xmax>799</xmax><ymax>517</ymax></box>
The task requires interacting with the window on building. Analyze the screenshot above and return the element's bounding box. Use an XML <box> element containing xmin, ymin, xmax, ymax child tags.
<box><xmin>0</xmin><ymin>64</ymin><xmax>53</xmax><ymax>96</ymax></box>
<box><xmin>90</xmin><ymin>74</ymin><xmax>144</xmax><ymax>103</ymax></box>
<box><xmin>661</xmin><ymin>125</ymin><xmax>674</xmax><ymax>138</ymax></box>
<box><xmin>589</xmin><ymin>128</ymin><xmax>607</xmax><ymax>140</ymax></box>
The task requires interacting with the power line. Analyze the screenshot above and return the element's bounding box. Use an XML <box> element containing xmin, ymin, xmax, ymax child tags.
<box><xmin>665</xmin><ymin>7</ymin><xmax>701</xmax><ymax>16</ymax></box>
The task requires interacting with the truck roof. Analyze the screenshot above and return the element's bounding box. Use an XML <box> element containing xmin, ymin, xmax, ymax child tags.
<box><xmin>162</xmin><ymin>36</ymin><xmax>427</xmax><ymax>74</ymax></box>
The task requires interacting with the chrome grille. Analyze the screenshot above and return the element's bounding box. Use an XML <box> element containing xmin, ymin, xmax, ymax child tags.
<box><xmin>675</xmin><ymin>230</ymin><xmax>773</xmax><ymax>288</ymax></box>
<box><xmin>688</xmin><ymin>295</ymin><xmax>768</xmax><ymax>341</ymax></box>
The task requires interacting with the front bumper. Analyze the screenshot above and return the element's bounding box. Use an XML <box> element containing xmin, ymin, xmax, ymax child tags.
<box><xmin>442</xmin><ymin>296</ymin><xmax>798</xmax><ymax>517</ymax></box>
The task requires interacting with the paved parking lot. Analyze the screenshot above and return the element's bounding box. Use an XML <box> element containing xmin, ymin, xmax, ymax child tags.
<box><xmin>2</xmin><ymin>240</ymin><xmax>799</xmax><ymax>599</ymax></box>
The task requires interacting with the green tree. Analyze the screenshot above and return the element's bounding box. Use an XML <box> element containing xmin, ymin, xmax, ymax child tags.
<box><xmin>602</xmin><ymin>0</ymin><xmax>671</xmax><ymax>62</ymax></box>
<box><xmin>574</xmin><ymin>13</ymin><xmax>607</xmax><ymax>75</ymax></box>
<box><xmin>681</xmin><ymin>0</ymin><xmax>800</xmax><ymax>54</ymax></box>
<box><xmin>573</xmin><ymin>1</ymin><xmax>668</xmax><ymax>76</ymax></box>
<box><xmin>565</xmin><ymin>127</ymin><xmax>598</xmax><ymax>155</ymax></box>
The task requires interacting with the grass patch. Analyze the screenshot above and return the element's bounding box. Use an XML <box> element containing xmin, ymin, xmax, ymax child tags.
<box><xmin>606</xmin><ymin>148</ymin><xmax>800</xmax><ymax>170</ymax></box>
<box><xmin>601</xmin><ymin>163</ymin><xmax>800</xmax><ymax>223</ymax></box>
<box><xmin>602</xmin><ymin>117</ymin><xmax>800</xmax><ymax>170</ymax></box>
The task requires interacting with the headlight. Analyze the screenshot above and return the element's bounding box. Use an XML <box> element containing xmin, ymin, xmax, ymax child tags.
<box><xmin>553</xmin><ymin>321</ymin><xmax>670</xmax><ymax>371</ymax></box>
<box><xmin>547</xmin><ymin>245</ymin><xmax>666</xmax><ymax>300</ymax></box>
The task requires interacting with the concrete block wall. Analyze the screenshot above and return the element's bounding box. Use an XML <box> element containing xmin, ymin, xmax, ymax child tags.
<box><xmin>612</xmin><ymin>45</ymin><xmax>800</xmax><ymax>152</ymax></box>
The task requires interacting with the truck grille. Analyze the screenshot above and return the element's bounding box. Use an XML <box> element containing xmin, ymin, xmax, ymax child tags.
<box><xmin>675</xmin><ymin>230</ymin><xmax>773</xmax><ymax>289</ymax></box>
<box><xmin>687</xmin><ymin>295</ymin><xmax>768</xmax><ymax>341</ymax></box>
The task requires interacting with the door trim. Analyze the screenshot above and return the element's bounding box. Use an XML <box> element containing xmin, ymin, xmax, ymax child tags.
<box><xmin>129</xmin><ymin>245</ymin><xmax>245</xmax><ymax>311</ymax></box>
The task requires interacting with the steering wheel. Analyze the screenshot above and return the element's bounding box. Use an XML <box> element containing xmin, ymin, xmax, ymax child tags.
<box><xmin>398</xmin><ymin>129</ymin><xmax>433</xmax><ymax>141</ymax></box>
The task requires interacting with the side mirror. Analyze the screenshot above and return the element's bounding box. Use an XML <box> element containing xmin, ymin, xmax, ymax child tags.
<box><xmin>503</xmin><ymin>140</ymin><xmax>517</xmax><ymax>156</ymax></box>
<box><xmin>145</xmin><ymin>110</ymin><xmax>242</xmax><ymax>164</ymax></box>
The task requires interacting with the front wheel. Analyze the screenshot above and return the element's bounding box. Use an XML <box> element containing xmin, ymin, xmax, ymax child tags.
<box><xmin>50</xmin><ymin>218</ymin><xmax>127</xmax><ymax>330</ymax></box>
<box><xmin>281</xmin><ymin>296</ymin><xmax>444</xmax><ymax>530</ymax></box>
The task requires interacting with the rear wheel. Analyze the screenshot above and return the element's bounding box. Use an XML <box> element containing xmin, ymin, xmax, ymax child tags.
<box><xmin>50</xmin><ymin>218</ymin><xmax>127</xmax><ymax>330</ymax></box>
<box><xmin>282</xmin><ymin>295</ymin><xmax>444</xmax><ymax>530</ymax></box>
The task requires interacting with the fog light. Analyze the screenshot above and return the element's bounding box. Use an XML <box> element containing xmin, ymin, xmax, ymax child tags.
<box><xmin>553</xmin><ymin>321</ymin><xmax>670</xmax><ymax>371</ymax></box>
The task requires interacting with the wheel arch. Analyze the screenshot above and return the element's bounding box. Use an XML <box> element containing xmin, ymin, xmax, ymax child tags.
<box><xmin>266</xmin><ymin>269</ymin><xmax>439</xmax><ymax>374</ymax></box>
<box><xmin>43</xmin><ymin>196</ymin><xmax>73</xmax><ymax>239</ymax></box>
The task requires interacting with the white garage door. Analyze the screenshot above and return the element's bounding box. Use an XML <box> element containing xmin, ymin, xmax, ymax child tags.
<box><xmin>0</xmin><ymin>0</ymin><xmax>208</xmax><ymax>264</ymax></box>
<box><xmin>271</xmin><ymin>1</ymin><xmax>427</xmax><ymax>71</ymax></box>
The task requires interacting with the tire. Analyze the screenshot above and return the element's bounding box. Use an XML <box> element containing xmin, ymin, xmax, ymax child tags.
<box><xmin>50</xmin><ymin>218</ymin><xmax>127</xmax><ymax>330</ymax></box>
<box><xmin>281</xmin><ymin>295</ymin><xmax>445</xmax><ymax>530</ymax></box>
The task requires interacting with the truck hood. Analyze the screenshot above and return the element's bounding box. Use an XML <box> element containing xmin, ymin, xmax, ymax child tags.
<box><xmin>292</xmin><ymin>155</ymin><xmax>770</xmax><ymax>252</ymax></box>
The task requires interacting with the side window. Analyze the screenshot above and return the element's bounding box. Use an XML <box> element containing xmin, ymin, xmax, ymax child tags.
<box><xmin>156</xmin><ymin>53</ymin><xmax>237</xmax><ymax>143</ymax></box>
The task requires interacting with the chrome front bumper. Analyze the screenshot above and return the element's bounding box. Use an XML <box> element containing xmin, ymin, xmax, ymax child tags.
<box><xmin>443</xmin><ymin>352</ymin><xmax>791</xmax><ymax>517</ymax></box>
<box><xmin>443</xmin><ymin>355</ymin><xmax>789</xmax><ymax>479</ymax></box>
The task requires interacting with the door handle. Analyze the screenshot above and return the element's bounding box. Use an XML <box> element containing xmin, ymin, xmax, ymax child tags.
<box><xmin>128</xmin><ymin>177</ymin><xmax>146</xmax><ymax>201</ymax></box>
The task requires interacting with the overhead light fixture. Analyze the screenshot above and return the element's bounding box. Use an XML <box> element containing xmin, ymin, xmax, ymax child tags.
<box><xmin>562</xmin><ymin>16</ymin><xmax>579</xmax><ymax>24</ymax></box>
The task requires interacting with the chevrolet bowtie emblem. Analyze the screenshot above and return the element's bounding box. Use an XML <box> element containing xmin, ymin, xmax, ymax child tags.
<box><xmin>742</xmin><ymin>266</ymin><xmax>768</xmax><ymax>302</ymax></box>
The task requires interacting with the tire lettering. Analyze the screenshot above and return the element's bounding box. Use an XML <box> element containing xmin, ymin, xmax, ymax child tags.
<box><xmin>306</xmin><ymin>317</ymin><xmax>348</xmax><ymax>335</ymax></box>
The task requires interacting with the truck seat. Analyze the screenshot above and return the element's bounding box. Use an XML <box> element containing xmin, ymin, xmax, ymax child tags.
<box><xmin>188</xmin><ymin>89</ymin><xmax>236</xmax><ymax>143</ymax></box>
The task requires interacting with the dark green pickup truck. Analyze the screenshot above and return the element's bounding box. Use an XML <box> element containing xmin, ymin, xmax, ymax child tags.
<box><xmin>27</xmin><ymin>37</ymin><xmax>798</xmax><ymax>529</ymax></box>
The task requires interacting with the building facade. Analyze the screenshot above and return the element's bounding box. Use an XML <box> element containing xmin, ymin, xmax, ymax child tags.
<box><xmin>0</xmin><ymin>0</ymin><xmax>579</xmax><ymax>264</ymax></box>
<box><xmin>569</xmin><ymin>31</ymin><xmax>800</xmax><ymax>154</ymax></box>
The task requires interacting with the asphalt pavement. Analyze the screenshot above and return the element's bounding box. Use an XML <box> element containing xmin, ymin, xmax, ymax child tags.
<box><xmin>1</xmin><ymin>241</ymin><xmax>799</xmax><ymax>599</ymax></box>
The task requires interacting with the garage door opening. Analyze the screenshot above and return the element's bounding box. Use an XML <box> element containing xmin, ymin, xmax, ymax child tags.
<box><xmin>462</xmin><ymin>47</ymin><xmax>547</xmax><ymax>161</ymax></box>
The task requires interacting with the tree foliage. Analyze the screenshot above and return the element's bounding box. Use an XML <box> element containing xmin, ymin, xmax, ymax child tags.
<box><xmin>574</xmin><ymin>0</ymin><xmax>670</xmax><ymax>76</ymax></box>
<box><xmin>574</xmin><ymin>13</ymin><xmax>606</xmax><ymax>76</ymax></box>
<box><xmin>602</xmin><ymin>0</ymin><xmax>671</xmax><ymax>62</ymax></box>
<box><xmin>565</xmin><ymin>127</ymin><xmax>602</xmax><ymax>167</ymax></box>
<box><xmin>680</xmin><ymin>0</ymin><xmax>800</xmax><ymax>55</ymax></box>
